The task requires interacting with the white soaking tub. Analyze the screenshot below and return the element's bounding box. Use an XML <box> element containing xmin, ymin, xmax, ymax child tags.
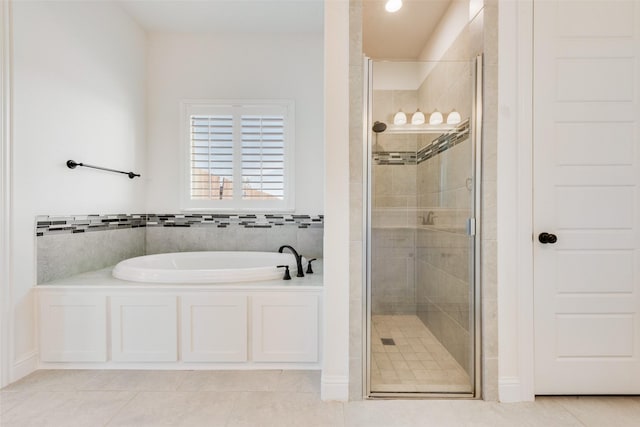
<box><xmin>112</xmin><ymin>251</ymin><xmax>304</xmax><ymax>284</ymax></box>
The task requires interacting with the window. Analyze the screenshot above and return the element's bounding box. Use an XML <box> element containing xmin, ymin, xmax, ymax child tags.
<box><xmin>181</xmin><ymin>100</ymin><xmax>294</xmax><ymax>211</ymax></box>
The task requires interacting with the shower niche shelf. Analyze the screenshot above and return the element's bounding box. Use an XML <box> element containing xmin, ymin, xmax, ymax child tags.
<box><xmin>383</xmin><ymin>123</ymin><xmax>460</xmax><ymax>134</ymax></box>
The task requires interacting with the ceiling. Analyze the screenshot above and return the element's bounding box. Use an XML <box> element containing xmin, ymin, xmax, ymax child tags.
<box><xmin>118</xmin><ymin>0</ymin><xmax>449</xmax><ymax>60</ymax></box>
<box><xmin>118</xmin><ymin>0</ymin><xmax>324</xmax><ymax>34</ymax></box>
<box><xmin>363</xmin><ymin>0</ymin><xmax>451</xmax><ymax>60</ymax></box>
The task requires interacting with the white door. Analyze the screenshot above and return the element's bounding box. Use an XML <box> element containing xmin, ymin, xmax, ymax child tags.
<box><xmin>533</xmin><ymin>0</ymin><xmax>640</xmax><ymax>394</ymax></box>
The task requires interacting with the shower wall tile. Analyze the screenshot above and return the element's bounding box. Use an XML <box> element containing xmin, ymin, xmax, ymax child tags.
<box><xmin>375</xmin><ymin>132</ymin><xmax>420</xmax><ymax>152</ymax></box>
<box><xmin>372</xmin><ymin>90</ymin><xmax>393</xmax><ymax>124</ymax></box>
<box><xmin>481</xmin><ymin>0</ymin><xmax>499</xmax><ymax>401</ymax></box>
<box><xmin>37</xmin><ymin>228</ymin><xmax>145</xmax><ymax>284</ymax></box>
<box><xmin>350</xmin><ymin>184</ymin><xmax>364</xmax><ymax>243</ymax></box>
<box><xmin>349</xmin><ymin>0</ymin><xmax>365</xmax><ymax>400</ymax></box>
<box><xmin>412</xmin><ymin>23</ymin><xmax>478</xmax><ymax>377</ymax></box>
<box><xmin>371</xmin><ymin>227</ymin><xmax>417</xmax><ymax>315</ymax></box>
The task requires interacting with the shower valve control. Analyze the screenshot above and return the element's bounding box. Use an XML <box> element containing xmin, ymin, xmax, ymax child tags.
<box><xmin>538</xmin><ymin>232</ymin><xmax>558</xmax><ymax>244</ymax></box>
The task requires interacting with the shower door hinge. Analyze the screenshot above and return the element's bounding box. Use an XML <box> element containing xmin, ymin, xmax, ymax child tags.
<box><xmin>466</xmin><ymin>218</ymin><xmax>476</xmax><ymax>236</ymax></box>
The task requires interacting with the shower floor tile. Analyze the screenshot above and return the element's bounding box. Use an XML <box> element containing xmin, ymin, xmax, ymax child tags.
<box><xmin>370</xmin><ymin>315</ymin><xmax>471</xmax><ymax>394</ymax></box>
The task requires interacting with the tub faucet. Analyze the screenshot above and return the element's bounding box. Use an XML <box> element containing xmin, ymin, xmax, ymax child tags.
<box><xmin>278</xmin><ymin>245</ymin><xmax>304</xmax><ymax>277</ymax></box>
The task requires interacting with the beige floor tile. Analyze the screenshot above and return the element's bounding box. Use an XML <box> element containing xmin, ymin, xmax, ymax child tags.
<box><xmin>273</xmin><ymin>370</ymin><xmax>321</xmax><ymax>393</ymax></box>
<box><xmin>106</xmin><ymin>391</ymin><xmax>239</xmax><ymax>427</ymax></box>
<box><xmin>3</xmin><ymin>369</ymin><xmax>638</xmax><ymax>427</ymax></box>
<box><xmin>402</xmin><ymin>352</ymin><xmax>420</xmax><ymax>361</ymax></box>
<box><xmin>1</xmin><ymin>369</ymin><xmax>102</xmax><ymax>392</ymax></box>
<box><xmin>226</xmin><ymin>391</ymin><xmax>344</xmax><ymax>427</ymax></box>
<box><xmin>396</xmin><ymin>344</ymin><xmax>414</xmax><ymax>354</ymax></box>
<box><xmin>376</xmin><ymin>359</ymin><xmax>394</xmax><ymax>370</ymax></box>
<box><xmin>421</xmin><ymin>360</ymin><xmax>441</xmax><ymax>370</ymax></box>
<box><xmin>392</xmin><ymin>337</ymin><xmax>409</xmax><ymax>345</ymax></box>
<box><xmin>344</xmin><ymin>400</ymin><xmax>457</xmax><ymax>427</ymax></box>
<box><xmin>415</xmin><ymin>352</ymin><xmax>434</xmax><ymax>361</ymax></box>
<box><xmin>82</xmin><ymin>370</ymin><xmax>188</xmax><ymax>392</ymax></box>
<box><xmin>178</xmin><ymin>370</ymin><xmax>282</xmax><ymax>392</ymax></box>
<box><xmin>447</xmin><ymin>399</ymin><xmax>586</xmax><ymax>427</ymax></box>
<box><xmin>370</xmin><ymin>315</ymin><xmax>471</xmax><ymax>393</ymax></box>
<box><xmin>372</xmin><ymin>344</ymin><xmax>385</xmax><ymax>352</ymax></box>
<box><xmin>0</xmin><ymin>391</ymin><xmax>37</xmax><ymax>415</ymax></box>
<box><xmin>409</xmin><ymin>342</ymin><xmax>428</xmax><ymax>353</ymax></box>
<box><xmin>0</xmin><ymin>391</ymin><xmax>134</xmax><ymax>427</ymax></box>
<box><xmin>374</xmin><ymin>352</ymin><xmax>390</xmax><ymax>362</ymax></box>
<box><xmin>552</xmin><ymin>396</ymin><xmax>640</xmax><ymax>427</ymax></box>
<box><xmin>391</xmin><ymin>360</ymin><xmax>410</xmax><ymax>370</ymax></box>
<box><xmin>412</xmin><ymin>370</ymin><xmax>430</xmax><ymax>380</ymax></box>
<box><xmin>387</xmin><ymin>353</ymin><xmax>404</xmax><ymax>361</ymax></box>
<box><xmin>406</xmin><ymin>360</ymin><xmax>425</xmax><ymax>370</ymax></box>
<box><xmin>395</xmin><ymin>370</ymin><xmax>416</xmax><ymax>380</ymax></box>
<box><xmin>380</xmin><ymin>370</ymin><xmax>399</xmax><ymax>380</ymax></box>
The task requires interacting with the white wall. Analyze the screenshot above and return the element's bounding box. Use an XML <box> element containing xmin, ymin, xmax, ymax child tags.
<box><xmin>419</xmin><ymin>0</ymin><xmax>471</xmax><ymax>62</ymax></box>
<box><xmin>10</xmin><ymin>1</ymin><xmax>146</xmax><ymax>380</ymax></box>
<box><xmin>322</xmin><ymin>0</ymin><xmax>350</xmax><ymax>401</ymax></box>
<box><xmin>497</xmin><ymin>0</ymin><xmax>535</xmax><ymax>402</ymax></box>
<box><xmin>1</xmin><ymin>0</ymin><xmax>12</xmax><ymax>388</ymax></box>
<box><xmin>145</xmin><ymin>32</ymin><xmax>324</xmax><ymax>214</ymax></box>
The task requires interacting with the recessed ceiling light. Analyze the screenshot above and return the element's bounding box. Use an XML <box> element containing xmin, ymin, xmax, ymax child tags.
<box><xmin>385</xmin><ymin>0</ymin><xmax>403</xmax><ymax>13</ymax></box>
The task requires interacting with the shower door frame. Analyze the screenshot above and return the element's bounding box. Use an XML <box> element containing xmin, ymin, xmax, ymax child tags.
<box><xmin>363</xmin><ymin>56</ymin><xmax>484</xmax><ymax>399</ymax></box>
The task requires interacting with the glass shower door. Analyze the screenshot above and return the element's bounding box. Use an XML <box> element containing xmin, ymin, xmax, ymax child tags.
<box><xmin>367</xmin><ymin>58</ymin><xmax>479</xmax><ymax>397</ymax></box>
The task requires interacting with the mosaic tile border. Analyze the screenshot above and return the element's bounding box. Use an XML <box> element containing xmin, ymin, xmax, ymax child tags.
<box><xmin>145</xmin><ymin>214</ymin><xmax>323</xmax><ymax>229</ymax></box>
<box><xmin>416</xmin><ymin>120</ymin><xmax>470</xmax><ymax>165</ymax></box>
<box><xmin>373</xmin><ymin>120</ymin><xmax>470</xmax><ymax>166</ymax></box>
<box><xmin>36</xmin><ymin>213</ymin><xmax>324</xmax><ymax>236</ymax></box>
<box><xmin>373</xmin><ymin>151</ymin><xmax>417</xmax><ymax>165</ymax></box>
<box><xmin>36</xmin><ymin>214</ymin><xmax>146</xmax><ymax>236</ymax></box>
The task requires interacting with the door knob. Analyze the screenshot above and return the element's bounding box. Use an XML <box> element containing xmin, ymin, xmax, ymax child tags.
<box><xmin>538</xmin><ymin>232</ymin><xmax>558</xmax><ymax>244</ymax></box>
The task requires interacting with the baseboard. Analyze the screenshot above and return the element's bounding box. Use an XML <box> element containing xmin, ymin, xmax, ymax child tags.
<box><xmin>11</xmin><ymin>350</ymin><xmax>38</xmax><ymax>384</ymax></box>
<box><xmin>321</xmin><ymin>374</ymin><xmax>349</xmax><ymax>401</ymax></box>
<box><xmin>499</xmin><ymin>376</ymin><xmax>528</xmax><ymax>402</ymax></box>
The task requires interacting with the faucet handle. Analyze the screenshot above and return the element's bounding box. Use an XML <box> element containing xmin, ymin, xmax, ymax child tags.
<box><xmin>306</xmin><ymin>258</ymin><xmax>317</xmax><ymax>274</ymax></box>
<box><xmin>277</xmin><ymin>265</ymin><xmax>292</xmax><ymax>280</ymax></box>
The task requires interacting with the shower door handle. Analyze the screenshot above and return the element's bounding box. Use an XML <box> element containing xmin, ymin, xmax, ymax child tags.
<box><xmin>538</xmin><ymin>232</ymin><xmax>558</xmax><ymax>244</ymax></box>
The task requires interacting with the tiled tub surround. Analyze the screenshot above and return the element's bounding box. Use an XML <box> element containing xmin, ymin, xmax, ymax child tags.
<box><xmin>36</xmin><ymin>213</ymin><xmax>324</xmax><ymax>284</ymax></box>
<box><xmin>37</xmin><ymin>228</ymin><xmax>146</xmax><ymax>285</ymax></box>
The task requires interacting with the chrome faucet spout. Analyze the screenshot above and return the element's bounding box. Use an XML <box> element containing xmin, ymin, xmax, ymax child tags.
<box><xmin>278</xmin><ymin>245</ymin><xmax>304</xmax><ymax>277</ymax></box>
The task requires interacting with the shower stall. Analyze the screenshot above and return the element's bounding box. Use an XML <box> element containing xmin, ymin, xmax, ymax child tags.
<box><xmin>365</xmin><ymin>57</ymin><xmax>482</xmax><ymax>397</ymax></box>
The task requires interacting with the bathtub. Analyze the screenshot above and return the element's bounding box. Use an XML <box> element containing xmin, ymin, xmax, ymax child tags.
<box><xmin>112</xmin><ymin>251</ymin><xmax>304</xmax><ymax>284</ymax></box>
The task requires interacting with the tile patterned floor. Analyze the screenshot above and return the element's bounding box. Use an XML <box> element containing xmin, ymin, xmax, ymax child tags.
<box><xmin>371</xmin><ymin>314</ymin><xmax>471</xmax><ymax>394</ymax></box>
<box><xmin>2</xmin><ymin>370</ymin><xmax>640</xmax><ymax>426</ymax></box>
